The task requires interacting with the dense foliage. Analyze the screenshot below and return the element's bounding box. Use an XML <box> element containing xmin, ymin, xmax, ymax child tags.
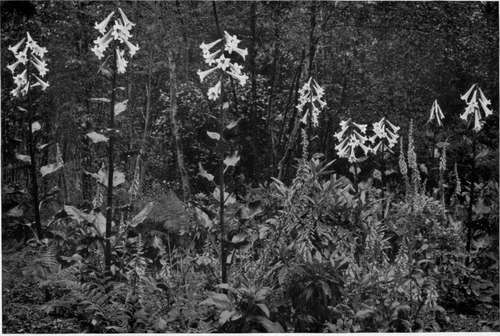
<box><xmin>1</xmin><ymin>1</ymin><xmax>498</xmax><ymax>333</ymax></box>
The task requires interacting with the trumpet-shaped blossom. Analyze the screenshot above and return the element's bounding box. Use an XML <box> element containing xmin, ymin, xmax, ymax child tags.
<box><xmin>427</xmin><ymin>99</ymin><xmax>445</xmax><ymax>127</ymax></box>
<box><xmin>207</xmin><ymin>80</ymin><xmax>221</xmax><ymax>101</ymax></box>
<box><xmin>7</xmin><ymin>32</ymin><xmax>49</xmax><ymax>97</ymax></box>
<box><xmin>197</xmin><ymin>31</ymin><xmax>248</xmax><ymax>100</ymax></box>
<box><xmin>92</xmin><ymin>8</ymin><xmax>139</xmax><ymax>73</ymax></box>
<box><xmin>297</xmin><ymin>77</ymin><xmax>327</xmax><ymax>128</ymax></box>
<box><xmin>369</xmin><ymin>117</ymin><xmax>400</xmax><ymax>154</ymax></box>
<box><xmin>334</xmin><ymin>119</ymin><xmax>371</xmax><ymax>163</ymax></box>
<box><xmin>460</xmin><ymin>84</ymin><xmax>493</xmax><ymax>132</ymax></box>
<box><xmin>116</xmin><ymin>48</ymin><xmax>128</xmax><ymax>74</ymax></box>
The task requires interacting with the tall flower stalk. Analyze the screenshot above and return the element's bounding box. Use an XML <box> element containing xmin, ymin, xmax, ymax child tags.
<box><xmin>459</xmin><ymin>84</ymin><xmax>493</xmax><ymax>253</ymax></box>
<box><xmin>369</xmin><ymin>117</ymin><xmax>400</xmax><ymax>201</ymax></box>
<box><xmin>426</xmin><ymin>99</ymin><xmax>445</xmax><ymax>195</ymax></box>
<box><xmin>197</xmin><ymin>31</ymin><xmax>248</xmax><ymax>283</ymax></box>
<box><xmin>298</xmin><ymin>77</ymin><xmax>326</xmax><ymax>158</ymax></box>
<box><xmin>7</xmin><ymin>32</ymin><xmax>50</xmax><ymax>237</ymax></box>
<box><xmin>91</xmin><ymin>8</ymin><xmax>139</xmax><ymax>272</ymax></box>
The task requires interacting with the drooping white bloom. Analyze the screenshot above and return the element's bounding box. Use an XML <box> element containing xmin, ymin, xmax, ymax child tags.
<box><xmin>427</xmin><ymin>99</ymin><xmax>445</xmax><ymax>127</ymax></box>
<box><xmin>207</xmin><ymin>80</ymin><xmax>221</xmax><ymax>101</ymax></box>
<box><xmin>116</xmin><ymin>48</ymin><xmax>128</xmax><ymax>74</ymax></box>
<box><xmin>197</xmin><ymin>67</ymin><xmax>218</xmax><ymax>83</ymax></box>
<box><xmin>31</xmin><ymin>74</ymin><xmax>50</xmax><ymax>91</ymax></box>
<box><xmin>334</xmin><ymin>118</ymin><xmax>371</xmax><ymax>163</ymax></box>
<box><xmin>92</xmin><ymin>8</ymin><xmax>139</xmax><ymax>73</ymax></box>
<box><xmin>224</xmin><ymin>31</ymin><xmax>248</xmax><ymax>59</ymax></box>
<box><xmin>7</xmin><ymin>33</ymin><xmax>49</xmax><ymax>98</ymax></box>
<box><xmin>298</xmin><ymin>77</ymin><xmax>327</xmax><ymax>128</ymax></box>
<box><xmin>369</xmin><ymin>117</ymin><xmax>400</xmax><ymax>154</ymax></box>
<box><xmin>460</xmin><ymin>84</ymin><xmax>493</xmax><ymax>132</ymax></box>
<box><xmin>30</xmin><ymin>54</ymin><xmax>48</xmax><ymax>77</ymax></box>
<box><xmin>197</xmin><ymin>32</ymin><xmax>248</xmax><ymax>99</ymax></box>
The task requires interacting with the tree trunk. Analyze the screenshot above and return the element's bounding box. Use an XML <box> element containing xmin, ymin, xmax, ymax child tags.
<box><xmin>168</xmin><ymin>50</ymin><xmax>191</xmax><ymax>201</ymax></box>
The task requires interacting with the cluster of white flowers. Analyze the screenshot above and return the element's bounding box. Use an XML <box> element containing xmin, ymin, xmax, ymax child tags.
<box><xmin>297</xmin><ymin>77</ymin><xmax>327</xmax><ymax>127</ymax></box>
<box><xmin>334</xmin><ymin>119</ymin><xmax>371</xmax><ymax>163</ymax></box>
<box><xmin>7</xmin><ymin>32</ymin><xmax>49</xmax><ymax>97</ymax></box>
<box><xmin>427</xmin><ymin>99</ymin><xmax>445</xmax><ymax>127</ymax></box>
<box><xmin>91</xmin><ymin>8</ymin><xmax>139</xmax><ymax>74</ymax></box>
<box><xmin>460</xmin><ymin>83</ymin><xmax>493</xmax><ymax>132</ymax></box>
<box><xmin>197</xmin><ymin>31</ymin><xmax>248</xmax><ymax>100</ymax></box>
<box><xmin>369</xmin><ymin>117</ymin><xmax>400</xmax><ymax>154</ymax></box>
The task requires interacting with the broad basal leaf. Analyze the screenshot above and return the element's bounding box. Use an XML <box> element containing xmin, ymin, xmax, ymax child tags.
<box><xmin>86</xmin><ymin>131</ymin><xmax>109</xmax><ymax>143</ymax></box>
<box><xmin>207</xmin><ymin>131</ymin><xmax>220</xmax><ymax>140</ymax></box>
<box><xmin>40</xmin><ymin>162</ymin><xmax>63</xmax><ymax>177</ymax></box>
<box><xmin>114</xmin><ymin>100</ymin><xmax>128</xmax><ymax>116</ymax></box>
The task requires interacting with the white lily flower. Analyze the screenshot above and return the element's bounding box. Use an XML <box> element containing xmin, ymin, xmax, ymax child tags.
<box><xmin>197</xmin><ymin>67</ymin><xmax>218</xmax><ymax>83</ymax></box>
<box><xmin>460</xmin><ymin>83</ymin><xmax>476</xmax><ymax>102</ymax></box>
<box><xmin>118</xmin><ymin>8</ymin><xmax>135</xmax><ymax>29</ymax></box>
<box><xmin>124</xmin><ymin>39</ymin><xmax>139</xmax><ymax>57</ymax></box>
<box><xmin>207</xmin><ymin>80</ymin><xmax>221</xmax><ymax>101</ymax></box>
<box><xmin>427</xmin><ymin>100</ymin><xmax>444</xmax><ymax>127</ymax></box>
<box><xmin>478</xmin><ymin>87</ymin><xmax>493</xmax><ymax>117</ymax></box>
<box><xmin>334</xmin><ymin>118</ymin><xmax>372</xmax><ymax>163</ymax></box>
<box><xmin>227</xmin><ymin>65</ymin><xmax>248</xmax><ymax>86</ymax></box>
<box><xmin>31</xmin><ymin>74</ymin><xmax>49</xmax><ymax>91</ymax></box>
<box><xmin>95</xmin><ymin>11</ymin><xmax>115</xmax><ymax>34</ymax></box>
<box><xmin>460</xmin><ymin>84</ymin><xmax>493</xmax><ymax>132</ymax></box>
<box><xmin>224</xmin><ymin>31</ymin><xmax>248</xmax><ymax>59</ymax></box>
<box><xmin>30</xmin><ymin>54</ymin><xmax>49</xmax><ymax>77</ymax></box>
<box><xmin>8</xmin><ymin>38</ymin><xmax>26</xmax><ymax>54</ymax></box>
<box><xmin>116</xmin><ymin>48</ymin><xmax>128</xmax><ymax>74</ymax></box>
<box><xmin>297</xmin><ymin>77</ymin><xmax>326</xmax><ymax>128</ymax></box>
<box><xmin>200</xmin><ymin>38</ymin><xmax>222</xmax><ymax>54</ymax></box>
<box><xmin>216</xmin><ymin>55</ymin><xmax>231</xmax><ymax>71</ymax></box>
<box><xmin>13</xmin><ymin>69</ymin><xmax>27</xmax><ymax>87</ymax></box>
<box><xmin>369</xmin><ymin>117</ymin><xmax>400</xmax><ymax>153</ymax></box>
<box><xmin>111</xmin><ymin>20</ymin><xmax>132</xmax><ymax>43</ymax></box>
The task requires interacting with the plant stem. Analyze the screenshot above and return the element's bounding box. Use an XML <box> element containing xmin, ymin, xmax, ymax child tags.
<box><xmin>26</xmin><ymin>56</ymin><xmax>42</xmax><ymax>238</ymax></box>
<box><xmin>105</xmin><ymin>49</ymin><xmax>118</xmax><ymax>273</ymax></box>
<box><xmin>219</xmin><ymin>78</ymin><xmax>227</xmax><ymax>283</ymax></box>
<box><xmin>466</xmin><ymin>133</ymin><xmax>476</xmax><ymax>256</ymax></box>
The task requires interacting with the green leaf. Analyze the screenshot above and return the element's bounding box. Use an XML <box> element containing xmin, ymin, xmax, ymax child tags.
<box><xmin>218</xmin><ymin>310</ymin><xmax>235</xmax><ymax>325</ymax></box>
<box><xmin>130</xmin><ymin>201</ymin><xmax>155</xmax><ymax>227</ymax></box>
<box><xmin>207</xmin><ymin>131</ymin><xmax>220</xmax><ymax>140</ymax></box>
<box><xmin>40</xmin><ymin>162</ymin><xmax>63</xmax><ymax>177</ymax></box>
<box><xmin>15</xmin><ymin>153</ymin><xmax>31</xmax><ymax>163</ymax></box>
<box><xmin>256</xmin><ymin>303</ymin><xmax>270</xmax><ymax>318</ymax></box>
<box><xmin>6</xmin><ymin>205</ymin><xmax>23</xmax><ymax>217</ymax></box>
<box><xmin>31</xmin><ymin>121</ymin><xmax>41</xmax><ymax>133</ymax></box>
<box><xmin>198</xmin><ymin>162</ymin><xmax>214</xmax><ymax>181</ymax></box>
<box><xmin>114</xmin><ymin>100</ymin><xmax>128</xmax><ymax>116</ymax></box>
<box><xmin>86</xmin><ymin>131</ymin><xmax>109</xmax><ymax>143</ymax></box>
<box><xmin>90</xmin><ymin>97</ymin><xmax>111</xmax><ymax>103</ymax></box>
<box><xmin>223</xmin><ymin>151</ymin><xmax>240</xmax><ymax>172</ymax></box>
<box><xmin>250</xmin><ymin>316</ymin><xmax>284</xmax><ymax>332</ymax></box>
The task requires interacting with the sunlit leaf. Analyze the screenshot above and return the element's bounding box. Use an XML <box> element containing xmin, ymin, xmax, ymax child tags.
<box><xmin>198</xmin><ymin>162</ymin><xmax>214</xmax><ymax>181</ymax></box>
<box><xmin>90</xmin><ymin>97</ymin><xmax>111</xmax><ymax>103</ymax></box>
<box><xmin>40</xmin><ymin>162</ymin><xmax>63</xmax><ymax>177</ymax></box>
<box><xmin>86</xmin><ymin>131</ymin><xmax>109</xmax><ymax>143</ymax></box>
<box><xmin>15</xmin><ymin>153</ymin><xmax>31</xmax><ymax>163</ymax></box>
<box><xmin>130</xmin><ymin>201</ymin><xmax>155</xmax><ymax>227</ymax></box>
<box><xmin>7</xmin><ymin>205</ymin><xmax>23</xmax><ymax>217</ymax></box>
<box><xmin>223</xmin><ymin>151</ymin><xmax>240</xmax><ymax>172</ymax></box>
<box><xmin>207</xmin><ymin>131</ymin><xmax>220</xmax><ymax>140</ymax></box>
<box><xmin>114</xmin><ymin>100</ymin><xmax>128</xmax><ymax>116</ymax></box>
<box><xmin>31</xmin><ymin>121</ymin><xmax>41</xmax><ymax>133</ymax></box>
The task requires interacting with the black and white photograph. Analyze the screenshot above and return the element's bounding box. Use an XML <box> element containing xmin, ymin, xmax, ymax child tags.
<box><xmin>1</xmin><ymin>0</ymin><xmax>499</xmax><ymax>333</ymax></box>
